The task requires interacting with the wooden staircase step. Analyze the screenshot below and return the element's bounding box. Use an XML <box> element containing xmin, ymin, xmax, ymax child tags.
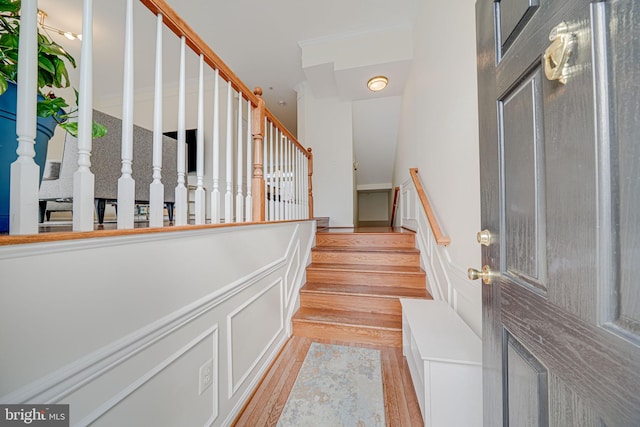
<box><xmin>300</xmin><ymin>282</ymin><xmax>431</xmax><ymax>314</ymax></box>
<box><xmin>315</xmin><ymin>232</ymin><xmax>415</xmax><ymax>249</ymax></box>
<box><xmin>306</xmin><ymin>263</ymin><xmax>426</xmax><ymax>288</ymax></box>
<box><xmin>292</xmin><ymin>308</ymin><xmax>402</xmax><ymax>347</ymax></box>
<box><xmin>312</xmin><ymin>246</ymin><xmax>420</xmax><ymax>267</ymax></box>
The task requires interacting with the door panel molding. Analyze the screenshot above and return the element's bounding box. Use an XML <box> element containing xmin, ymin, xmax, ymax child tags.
<box><xmin>503</xmin><ymin>329</ymin><xmax>549</xmax><ymax>427</ymax></box>
<box><xmin>501</xmin><ymin>283</ymin><xmax>640</xmax><ymax>425</ymax></box>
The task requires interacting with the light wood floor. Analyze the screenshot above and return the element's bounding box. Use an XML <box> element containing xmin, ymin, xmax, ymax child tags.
<box><xmin>233</xmin><ymin>336</ymin><xmax>423</xmax><ymax>426</ymax></box>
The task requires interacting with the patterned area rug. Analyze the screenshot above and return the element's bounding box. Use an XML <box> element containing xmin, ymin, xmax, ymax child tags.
<box><xmin>277</xmin><ymin>343</ymin><xmax>385</xmax><ymax>426</ymax></box>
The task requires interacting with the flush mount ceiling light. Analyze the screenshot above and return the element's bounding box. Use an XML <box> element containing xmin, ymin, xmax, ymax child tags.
<box><xmin>367</xmin><ymin>76</ymin><xmax>388</xmax><ymax>92</ymax></box>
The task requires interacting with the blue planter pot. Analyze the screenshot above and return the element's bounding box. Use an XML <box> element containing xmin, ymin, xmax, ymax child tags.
<box><xmin>0</xmin><ymin>82</ymin><xmax>58</xmax><ymax>233</ymax></box>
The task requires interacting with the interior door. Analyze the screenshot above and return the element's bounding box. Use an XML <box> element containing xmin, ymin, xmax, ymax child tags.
<box><xmin>475</xmin><ymin>0</ymin><xmax>640</xmax><ymax>426</ymax></box>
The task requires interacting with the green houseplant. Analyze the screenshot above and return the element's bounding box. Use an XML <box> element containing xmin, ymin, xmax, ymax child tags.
<box><xmin>0</xmin><ymin>0</ymin><xmax>106</xmax><ymax>232</ymax></box>
<box><xmin>0</xmin><ymin>0</ymin><xmax>106</xmax><ymax>136</ymax></box>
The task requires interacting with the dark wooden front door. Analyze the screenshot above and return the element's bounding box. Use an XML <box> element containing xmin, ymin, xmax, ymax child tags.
<box><xmin>475</xmin><ymin>0</ymin><xmax>640</xmax><ymax>425</ymax></box>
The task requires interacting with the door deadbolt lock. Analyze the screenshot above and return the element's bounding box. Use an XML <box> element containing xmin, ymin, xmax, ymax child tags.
<box><xmin>477</xmin><ymin>229</ymin><xmax>492</xmax><ymax>246</ymax></box>
<box><xmin>468</xmin><ymin>265</ymin><xmax>494</xmax><ymax>285</ymax></box>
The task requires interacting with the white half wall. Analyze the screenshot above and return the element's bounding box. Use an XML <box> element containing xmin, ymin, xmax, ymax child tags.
<box><xmin>0</xmin><ymin>222</ymin><xmax>315</xmax><ymax>426</ymax></box>
<box><xmin>393</xmin><ymin>0</ymin><xmax>481</xmax><ymax>335</ymax></box>
<box><xmin>297</xmin><ymin>83</ymin><xmax>354</xmax><ymax>227</ymax></box>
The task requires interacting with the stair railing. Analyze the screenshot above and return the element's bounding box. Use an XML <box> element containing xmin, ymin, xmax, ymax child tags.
<box><xmin>7</xmin><ymin>0</ymin><xmax>313</xmax><ymax>236</ymax></box>
<box><xmin>408</xmin><ymin>168</ymin><xmax>450</xmax><ymax>246</ymax></box>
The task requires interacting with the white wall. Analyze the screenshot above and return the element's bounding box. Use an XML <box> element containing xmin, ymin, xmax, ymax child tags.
<box><xmin>297</xmin><ymin>83</ymin><xmax>354</xmax><ymax>227</ymax></box>
<box><xmin>0</xmin><ymin>222</ymin><xmax>315</xmax><ymax>426</ymax></box>
<box><xmin>358</xmin><ymin>191</ymin><xmax>389</xmax><ymax>222</ymax></box>
<box><xmin>393</xmin><ymin>0</ymin><xmax>481</xmax><ymax>335</ymax></box>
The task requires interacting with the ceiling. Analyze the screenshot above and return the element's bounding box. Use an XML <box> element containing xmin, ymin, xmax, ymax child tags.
<box><xmin>39</xmin><ymin>0</ymin><xmax>418</xmax><ymax>188</ymax></box>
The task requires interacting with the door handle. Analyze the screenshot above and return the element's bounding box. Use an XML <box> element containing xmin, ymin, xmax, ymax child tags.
<box><xmin>468</xmin><ymin>265</ymin><xmax>495</xmax><ymax>285</ymax></box>
<box><xmin>543</xmin><ymin>22</ymin><xmax>577</xmax><ymax>84</ymax></box>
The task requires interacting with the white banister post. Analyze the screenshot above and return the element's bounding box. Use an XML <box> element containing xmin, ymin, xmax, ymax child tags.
<box><xmin>149</xmin><ymin>13</ymin><xmax>164</xmax><ymax>228</ymax></box>
<box><xmin>263</xmin><ymin>118</ymin><xmax>269</xmax><ymax>220</ymax></box>
<box><xmin>194</xmin><ymin>54</ymin><xmax>205</xmax><ymax>225</ymax></box>
<box><xmin>73</xmin><ymin>0</ymin><xmax>96</xmax><ymax>232</ymax></box>
<box><xmin>269</xmin><ymin>122</ymin><xmax>276</xmax><ymax>221</ymax></box>
<box><xmin>174</xmin><ymin>36</ymin><xmax>188</xmax><ymax>226</ymax></box>
<box><xmin>274</xmin><ymin>128</ymin><xmax>280</xmax><ymax>220</ymax></box>
<box><xmin>9</xmin><ymin>0</ymin><xmax>39</xmax><ymax>235</ymax></box>
<box><xmin>245</xmin><ymin>99</ymin><xmax>252</xmax><ymax>221</ymax></box>
<box><xmin>211</xmin><ymin>69</ymin><xmax>221</xmax><ymax>223</ymax></box>
<box><xmin>235</xmin><ymin>94</ymin><xmax>243</xmax><ymax>221</ymax></box>
<box><xmin>117</xmin><ymin>0</ymin><xmax>135</xmax><ymax>230</ymax></box>
<box><xmin>224</xmin><ymin>82</ymin><xmax>233</xmax><ymax>222</ymax></box>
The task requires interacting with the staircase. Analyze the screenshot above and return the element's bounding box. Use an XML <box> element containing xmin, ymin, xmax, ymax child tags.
<box><xmin>292</xmin><ymin>229</ymin><xmax>432</xmax><ymax>347</ymax></box>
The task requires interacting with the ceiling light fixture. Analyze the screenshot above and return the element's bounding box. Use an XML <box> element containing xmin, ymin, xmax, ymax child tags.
<box><xmin>38</xmin><ymin>10</ymin><xmax>82</xmax><ymax>41</ymax></box>
<box><xmin>367</xmin><ymin>76</ymin><xmax>388</xmax><ymax>92</ymax></box>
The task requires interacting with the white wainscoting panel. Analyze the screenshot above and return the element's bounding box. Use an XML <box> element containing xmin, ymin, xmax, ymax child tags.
<box><xmin>399</xmin><ymin>178</ymin><xmax>481</xmax><ymax>337</ymax></box>
<box><xmin>0</xmin><ymin>221</ymin><xmax>315</xmax><ymax>427</ymax></box>
<box><xmin>227</xmin><ymin>278</ymin><xmax>283</xmax><ymax>398</ymax></box>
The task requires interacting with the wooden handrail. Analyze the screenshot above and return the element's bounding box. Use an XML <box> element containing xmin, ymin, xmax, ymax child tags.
<box><xmin>409</xmin><ymin>168</ymin><xmax>450</xmax><ymax>246</ymax></box>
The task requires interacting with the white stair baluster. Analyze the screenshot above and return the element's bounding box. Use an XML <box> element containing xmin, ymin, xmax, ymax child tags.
<box><xmin>117</xmin><ymin>0</ymin><xmax>135</xmax><ymax>229</ymax></box>
<box><xmin>245</xmin><ymin>100</ymin><xmax>252</xmax><ymax>222</ymax></box>
<box><xmin>235</xmin><ymin>94</ymin><xmax>243</xmax><ymax>222</ymax></box>
<box><xmin>285</xmin><ymin>137</ymin><xmax>290</xmax><ymax>220</ymax></box>
<box><xmin>268</xmin><ymin>122</ymin><xmax>274</xmax><ymax>221</ymax></box>
<box><xmin>225</xmin><ymin>82</ymin><xmax>233</xmax><ymax>222</ymax></box>
<box><xmin>149</xmin><ymin>13</ymin><xmax>164</xmax><ymax>228</ymax></box>
<box><xmin>173</xmin><ymin>36</ymin><xmax>188</xmax><ymax>226</ymax></box>
<box><xmin>211</xmin><ymin>69</ymin><xmax>221</xmax><ymax>223</ymax></box>
<box><xmin>9</xmin><ymin>0</ymin><xmax>39</xmax><ymax>235</ymax></box>
<box><xmin>73</xmin><ymin>0</ymin><xmax>96</xmax><ymax>232</ymax></box>
<box><xmin>194</xmin><ymin>54</ymin><xmax>206</xmax><ymax>225</ymax></box>
<box><xmin>274</xmin><ymin>128</ymin><xmax>280</xmax><ymax>220</ymax></box>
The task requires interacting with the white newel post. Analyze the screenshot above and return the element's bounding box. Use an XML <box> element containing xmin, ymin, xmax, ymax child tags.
<box><xmin>235</xmin><ymin>94</ymin><xmax>244</xmax><ymax>222</ymax></box>
<box><xmin>149</xmin><ymin>13</ymin><xmax>164</xmax><ymax>228</ymax></box>
<box><xmin>72</xmin><ymin>0</ymin><xmax>95</xmax><ymax>232</ymax></box>
<box><xmin>211</xmin><ymin>69</ymin><xmax>221</xmax><ymax>223</ymax></box>
<box><xmin>9</xmin><ymin>0</ymin><xmax>38</xmax><ymax>235</ymax></box>
<box><xmin>225</xmin><ymin>82</ymin><xmax>233</xmax><ymax>222</ymax></box>
<box><xmin>174</xmin><ymin>36</ymin><xmax>188</xmax><ymax>226</ymax></box>
<box><xmin>117</xmin><ymin>0</ymin><xmax>135</xmax><ymax>229</ymax></box>
<box><xmin>245</xmin><ymin>100</ymin><xmax>252</xmax><ymax>221</ymax></box>
<box><xmin>194</xmin><ymin>54</ymin><xmax>205</xmax><ymax>225</ymax></box>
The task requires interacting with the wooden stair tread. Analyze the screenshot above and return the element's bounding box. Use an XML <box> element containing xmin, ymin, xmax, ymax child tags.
<box><xmin>307</xmin><ymin>262</ymin><xmax>424</xmax><ymax>274</ymax></box>
<box><xmin>312</xmin><ymin>245</ymin><xmax>420</xmax><ymax>254</ymax></box>
<box><xmin>302</xmin><ymin>282</ymin><xmax>429</xmax><ymax>299</ymax></box>
<box><xmin>293</xmin><ymin>308</ymin><xmax>401</xmax><ymax>331</ymax></box>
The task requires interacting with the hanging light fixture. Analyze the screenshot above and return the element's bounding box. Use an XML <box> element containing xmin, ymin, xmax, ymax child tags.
<box><xmin>367</xmin><ymin>76</ymin><xmax>388</xmax><ymax>92</ymax></box>
<box><xmin>38</xmin><ymin>10</ymin><xmax>82</xmax><ymax>41</ymax></box>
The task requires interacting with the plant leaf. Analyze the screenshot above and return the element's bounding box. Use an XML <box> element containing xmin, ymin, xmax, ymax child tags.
<box><xmin>38</xmin><ymin>55</ymin><xmax>55</xmax><ymax>75</ymax></box>
<box><xmin>92</xmin><ymin>122</ymin><xmax>108</xmax><ymax>139</ymax></box>
<box><xmin>0</xmin><ymin>77</ymin><xmax>7</xmax><ymax>95</ymax></box>
<box><xmin>59</xmin><ymin>121</ymin><xmax>78</xmax><ymax>137</ymax></box>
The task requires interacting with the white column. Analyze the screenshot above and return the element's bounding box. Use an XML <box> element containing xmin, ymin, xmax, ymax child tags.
<box><xmin>224</xmin><ymin>82</ymin><xmax>233</xmax><ymax>222</ymax></box>
<box><xmin>245</xmin><ymin>100</ymin><xmax>252</xmax><ymax>222</ymax></box>
<box><xmin>210</xmin><ymin>69</ymin><xmax>221</xmax><ymax>223</ymax></box>
<box><xmin>174</xmin><ymin>37</ymin><xmax>188</xmax><ymax>226</ymax></box>
<box><xmin>148</xmin><ymin>13</ymin><xmax>164</xmax><ymax>227</ymax></box>
<box><xmin>235</xmin><ymin>94</ymin><xmax>244</xmax><ymax>222</ymax></box>
<box><xmin>194</xmin><ymin>54</ymin><xmax>206</xmax><ymax>225</ymax></box>
<box><xmin>117</xmin><ymin>0</ymin><xmax>135</xmax><ymax>230</ymax></box>
<box><xmin>9</xmin><ymin>0</ymin><xmax>39</xmax><ymax>235</ymax></box>
<box><xmin>72</xmin><ymin>0</ymin><xmax>96</xmax><ymax>232</ymax></box>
